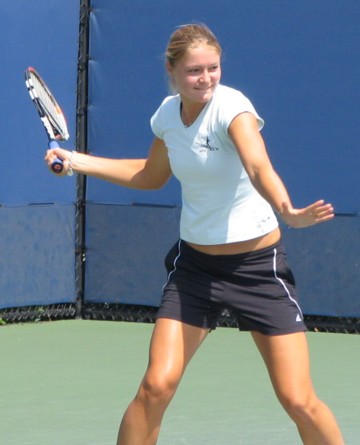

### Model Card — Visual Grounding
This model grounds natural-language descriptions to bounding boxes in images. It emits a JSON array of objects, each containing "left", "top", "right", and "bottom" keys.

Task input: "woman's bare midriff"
[{"left": 186, "top": 227, "right": 281, "bottom": 255}]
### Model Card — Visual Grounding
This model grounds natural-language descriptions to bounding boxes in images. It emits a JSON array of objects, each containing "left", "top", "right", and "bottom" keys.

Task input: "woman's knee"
[
  {"left": 137, "top": 370, "right": 180, "bottom": 406},
  {"left": 279, "top": 390, "right": 319, "bottom": 424}
]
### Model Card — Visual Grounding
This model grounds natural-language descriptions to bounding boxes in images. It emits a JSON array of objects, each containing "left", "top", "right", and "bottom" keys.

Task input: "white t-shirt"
[{"left": 150, "top": 84, "right": 278, "bottom": 245}]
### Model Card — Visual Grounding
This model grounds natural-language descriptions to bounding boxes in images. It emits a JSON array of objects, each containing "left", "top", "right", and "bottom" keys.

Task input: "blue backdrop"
[
  {"left": 1, "top": 0, "right": 359, "bottom": 317},
  {"left": 0, "top": 0, "right": 79, "bottom": 308}
]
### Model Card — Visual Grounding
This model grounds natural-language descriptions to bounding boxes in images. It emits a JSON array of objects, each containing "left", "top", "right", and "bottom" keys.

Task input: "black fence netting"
[
  {"left": 1, "top": 303, "right": 359, "bottom": 334},
  {"left": 84, "top": 304, "right": 360, "bottom": 334},
  {"left": 0, "top": 304, "right": 77, "bottom": 324}
]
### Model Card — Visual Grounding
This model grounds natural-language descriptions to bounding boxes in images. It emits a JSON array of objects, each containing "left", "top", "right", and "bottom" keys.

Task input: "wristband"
[{"left": 67, "top": 151, "right": 76, "bottom": 176}]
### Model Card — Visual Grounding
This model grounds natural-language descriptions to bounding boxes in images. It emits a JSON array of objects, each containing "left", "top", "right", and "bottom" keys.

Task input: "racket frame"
[{"left": 25, "top": 67, "right": 70, "bottom": 173}]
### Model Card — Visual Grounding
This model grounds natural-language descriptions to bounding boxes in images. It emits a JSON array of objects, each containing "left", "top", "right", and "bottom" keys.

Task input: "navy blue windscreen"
[
  {"left": 0, "top": 206, "right": 75, "bottom": 308},
  {"left": 0, "top": 0, "right": 79, "bottom": 206},
  {"left": 0, "top": 0, "right": 79, "bottom": 308}
]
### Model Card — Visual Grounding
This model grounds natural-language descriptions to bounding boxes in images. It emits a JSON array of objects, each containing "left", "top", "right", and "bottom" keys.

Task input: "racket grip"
[{"left": 48, "top": 140, "right": 64, "bottom": 174}]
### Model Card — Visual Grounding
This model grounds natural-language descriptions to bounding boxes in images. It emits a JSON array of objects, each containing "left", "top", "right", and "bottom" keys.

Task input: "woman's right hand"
[{"left": 44, "top": 148, "right": 73, "bottom": 176}]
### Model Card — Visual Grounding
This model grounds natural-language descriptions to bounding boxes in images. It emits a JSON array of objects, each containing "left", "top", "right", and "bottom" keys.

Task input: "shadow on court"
[{"left": 1, "top": 320, "right": 358, "bottom": 444}]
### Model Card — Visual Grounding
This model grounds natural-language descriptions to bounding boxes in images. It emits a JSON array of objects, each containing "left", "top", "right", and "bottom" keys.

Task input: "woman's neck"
[{"left": 180, "top": 100, "right": 207, "bottom": 127}]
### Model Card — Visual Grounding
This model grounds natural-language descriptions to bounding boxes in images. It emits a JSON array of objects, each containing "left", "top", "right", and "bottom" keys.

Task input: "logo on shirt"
[{"left": 198, "top": 136, "right": 219, "bottom": 152}]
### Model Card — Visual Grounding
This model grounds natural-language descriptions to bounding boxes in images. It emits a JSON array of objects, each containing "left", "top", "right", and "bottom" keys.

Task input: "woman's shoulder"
[
  {"left": 213, "top": 84, "right": 264, "bottom": 129},
  {"left": 215, "top": 84, "right": 249, "bottom": 101},
  {"left": 158, "top": 93, "right": 180, "bottom": 110},
  {"left": 151, "top": 93, "right": 180, "bottom": 135}
]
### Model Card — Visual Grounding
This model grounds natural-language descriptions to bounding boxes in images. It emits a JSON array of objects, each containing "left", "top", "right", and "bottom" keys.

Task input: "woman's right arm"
[{"left": 44, "top": 137, "right": 172, "bottom": 190}]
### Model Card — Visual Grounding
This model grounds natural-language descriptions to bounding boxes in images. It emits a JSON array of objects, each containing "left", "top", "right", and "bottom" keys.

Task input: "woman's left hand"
[{"left": 280, "top": 200, "right": 335, "bottom": 228}]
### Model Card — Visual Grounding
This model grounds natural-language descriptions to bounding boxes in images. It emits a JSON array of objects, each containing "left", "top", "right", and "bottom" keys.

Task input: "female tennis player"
[{"left": 46, "top": 23, "right": 344, "bottom": 445}]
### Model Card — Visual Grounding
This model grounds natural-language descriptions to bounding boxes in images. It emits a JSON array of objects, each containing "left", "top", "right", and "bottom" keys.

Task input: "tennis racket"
[{"left": 25, "top": 67, "right": 69, "bottom": 174}]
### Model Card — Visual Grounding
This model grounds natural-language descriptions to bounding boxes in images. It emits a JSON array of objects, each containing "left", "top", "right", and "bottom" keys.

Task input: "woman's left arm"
[{"left": 228, "top": 112, "right": 334, "bottom": 228}]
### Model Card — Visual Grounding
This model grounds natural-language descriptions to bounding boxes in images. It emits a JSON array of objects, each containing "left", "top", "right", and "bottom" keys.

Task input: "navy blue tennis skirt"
[{"left": 157, "top": 239, "right": 307, "bottom": 335}]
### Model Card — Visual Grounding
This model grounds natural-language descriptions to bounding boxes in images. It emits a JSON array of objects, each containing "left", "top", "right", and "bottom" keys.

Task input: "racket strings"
[{"left": 27, "top": 71, "right": 69, "bottom": 140}]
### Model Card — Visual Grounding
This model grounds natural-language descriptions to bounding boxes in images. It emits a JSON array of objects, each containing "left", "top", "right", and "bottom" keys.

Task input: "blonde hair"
[{"left": 165, "top": 23, "right": 222, "bottom": 68}]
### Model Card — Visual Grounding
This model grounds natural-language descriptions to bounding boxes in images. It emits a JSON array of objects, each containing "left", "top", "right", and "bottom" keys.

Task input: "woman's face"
[{"left": 169, "top": 43, "right": 221, "bottom": 106}]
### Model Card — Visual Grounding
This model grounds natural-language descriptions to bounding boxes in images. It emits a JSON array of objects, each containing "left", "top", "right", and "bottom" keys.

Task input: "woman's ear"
[
  {"left": 166, "top": 61, "right": 177, "bottom": 94},
  {"left": 166, "top": 61, "right": 174, "bottom": 79}
]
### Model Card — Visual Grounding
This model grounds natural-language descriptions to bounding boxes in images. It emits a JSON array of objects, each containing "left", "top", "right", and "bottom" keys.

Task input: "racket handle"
[{"left": 48, "top": 140, "right": 64, "bottom": 174}]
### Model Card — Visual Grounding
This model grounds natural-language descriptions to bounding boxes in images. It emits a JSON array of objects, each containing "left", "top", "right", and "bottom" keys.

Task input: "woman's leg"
[
  {"left": 252, "top": 331, "right": 344, "bottom": 445},
  {"left": 117, "top": 318, "right": 209, "bottom": 445}
]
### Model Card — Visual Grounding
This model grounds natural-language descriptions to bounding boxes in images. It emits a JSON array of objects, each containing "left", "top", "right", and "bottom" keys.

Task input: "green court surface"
[{"left": 1, "top": 320, "right": 359, "bottom": 445}]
